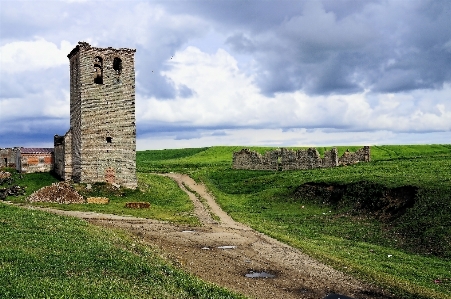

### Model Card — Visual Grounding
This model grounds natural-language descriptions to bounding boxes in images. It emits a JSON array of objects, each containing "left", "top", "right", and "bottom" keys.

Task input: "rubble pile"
[
  {"left": 0, "top": 171, "right": 25, "bottom": 200},
  {"left": 0, "top": 171, "right": 12, "bottom": 184},
  {"left": 28, "top": 182, "right": 85, "bottom": 204},
  {"left": 0, "top": 185, "right": 26, "bottom": 200}
]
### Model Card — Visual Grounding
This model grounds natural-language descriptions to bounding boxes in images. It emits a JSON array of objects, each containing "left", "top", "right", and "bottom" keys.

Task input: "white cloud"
[
  {"left": 136, "top": 128, "right": 451, "bottom": 150},
  {"left": 137, "top": 46, "right": 451, "bottom": 142},
  {"left": 1, "top": 1, "right": 450, "bottom": 148},
  {"left": 0, "top": 38, "right": 73, "bottom": 73}
]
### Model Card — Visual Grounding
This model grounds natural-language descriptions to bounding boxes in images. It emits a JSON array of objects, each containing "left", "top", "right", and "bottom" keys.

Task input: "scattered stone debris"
[
  {"left": 0, "top": 171, "right": 25, "bottom": 200},
  {"left": 125, "top": 202, "right": 150, "bottom": 209},
  {"left": 0, "top": 171, "right": 12, "bottom": 181},
  {"left": 28, "top": 182, "right": 85, "bottom": 204},
  {"left": 0, "top": 185, "right": 26, "bottom": 200},
  {"left": 87, "top": 197, "right": 109, "bottom": 204}
]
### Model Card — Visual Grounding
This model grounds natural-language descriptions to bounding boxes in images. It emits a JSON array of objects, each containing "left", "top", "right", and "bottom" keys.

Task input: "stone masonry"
[
  {"left": 1, "top": 147, "right": 54, "bottom": 173},
  {"left": 233, "top": 146, "right": 370, "bottom": 171},
  {"left": 18, "top": 148, "right": 54, "bottom": 173},
  {"left": 0, "top": 148, "right": 20, "bottom": 168},
  {"left": 232, "top": 149, "right": 280, "bottom": 170},
  {"left": 54, "top": 42, "right": 137, "bottom": 189}
]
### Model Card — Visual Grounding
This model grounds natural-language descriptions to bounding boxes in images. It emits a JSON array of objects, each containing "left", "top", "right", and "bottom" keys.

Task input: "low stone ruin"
[
  {"left": 87, "top": 197, "right": 110, "bottom": 204},
  {"left": 125, "top": 202, "right": 150, "bottom": 209},
  {"left": 233, "top": 146, "right": 370, "bottom": 171}
]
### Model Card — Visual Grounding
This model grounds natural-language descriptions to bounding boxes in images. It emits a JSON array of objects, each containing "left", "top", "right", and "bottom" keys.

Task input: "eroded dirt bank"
[{"left": 26, "top": 174, "right": 393, "bottom": 299}]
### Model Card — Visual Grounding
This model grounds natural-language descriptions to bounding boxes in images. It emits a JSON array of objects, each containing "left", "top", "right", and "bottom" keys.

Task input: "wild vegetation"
[
  {"left": 137, "top": 145, "right": 451, "bottom": 299},
  {"left": 0, "top": 203, "right": 244, "bottom": 298},
  {"left": 2, "top": 144, "right": 450, "bottom": 298}
]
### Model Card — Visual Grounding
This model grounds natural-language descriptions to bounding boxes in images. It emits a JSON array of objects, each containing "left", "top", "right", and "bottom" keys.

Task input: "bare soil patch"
[{"left": 23, "top": 174, "right": 393, "bottom": 299}]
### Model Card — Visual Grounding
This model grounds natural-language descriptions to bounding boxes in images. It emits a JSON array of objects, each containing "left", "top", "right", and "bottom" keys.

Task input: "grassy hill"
[
  {"left": 0, "top": 203, "right": 244, "bottom": 298},
  {"left": 2, "top": 144, "right": 450, "bottom": 298},
  {"left": 138, "top": 144, "right": 451, "bottom": 299}
]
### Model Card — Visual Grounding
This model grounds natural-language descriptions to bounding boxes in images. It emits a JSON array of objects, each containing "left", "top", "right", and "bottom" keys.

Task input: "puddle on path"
[
  {"left": 182, "top": 230, "right": 195, "bottom": 233},
  {"left": 323, "top": 294, "right": 355, "bottom": 299},
  {"left": 217, "top": 245, "right": 236, "bottom": 249},
  {"left": 245, "top": 271, "right": 275, "bottom": 278}
]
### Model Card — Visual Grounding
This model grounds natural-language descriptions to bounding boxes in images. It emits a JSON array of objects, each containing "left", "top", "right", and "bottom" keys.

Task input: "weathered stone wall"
[
  {"left": 54, "top": 135, "right": 65, "bottom": 178},
  {"left": 338, "top": 146, "right": 370, "bottom": 166},
  {"left": 281, "top": 148, "right": 335, "bottom": 170},
  {"left": 233, "top": 147, "right": 370, "bottom": 171},
  {"left": 62, "top": 42, "right": 137, "bottom": 188},
  {"left": 18, "top": 149, "right": 54, "bottom": 173},
  {"left": 232, "top": 149, "right": 279, "bottom": 170},
  {"left": 54, "top": 130, "right": 72, "bottom": 181},
  {"left": 323, "top": 148, "right": 339, "bottom": 168},
  {"left": 63, "top": 130, "right": 73, "bottom": 181},
  {"left": 0, "top": 148, "right": 20, "bottom": 168}
]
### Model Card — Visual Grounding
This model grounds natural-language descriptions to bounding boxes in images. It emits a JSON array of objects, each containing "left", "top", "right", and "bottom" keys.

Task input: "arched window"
[
  {"left": 113, "top": 57, "right": 122, "bottom": 74},
  {"left": 94, "top": 56, "right": 103, "bottom": 84}
]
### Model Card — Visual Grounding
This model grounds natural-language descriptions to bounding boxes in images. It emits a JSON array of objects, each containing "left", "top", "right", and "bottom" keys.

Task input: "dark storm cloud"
[
  {"left": 164, "top": 0, "right": 305, "bottom": 32},
  {"left": 179, "top": 0, "right": 451, "bottom": 96},
  {"left": 0, "top": 116, "right": 68, "bottom": 148},
  {"left": 1, "top": 0, "right": 450, "bottom": 148}
]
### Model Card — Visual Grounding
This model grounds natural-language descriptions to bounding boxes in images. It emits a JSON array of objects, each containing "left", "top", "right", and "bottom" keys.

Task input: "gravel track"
[{"left": 22, "top": 174, "right": 392, "bottom": 299}]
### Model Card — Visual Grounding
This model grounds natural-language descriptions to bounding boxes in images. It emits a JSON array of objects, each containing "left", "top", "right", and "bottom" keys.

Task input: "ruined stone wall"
[
  {"left": 54, "top": 131, "right": 72, "bottom": 181},
  {"left": 233, "top": 147, "right": 370, "bottom": 171},
  {"left": 281, "top": 148, "right": 327, "bottom": 170},
  {"left": 232, "top": 149, "right": 279, "bottom": 170},
  {"left": 322, "top": 148, "right": 339, "bottom": 168},
  {"left": 63, "top": 130, "right": 73, "bottom": 181},
  {"left": 66, "top": 42, "right": 137, "bottom": 188},
  {"left": 69, "top": 50, "right": 82, "bottom": 182},
  {"left": 0, "top": 148, "right": 19, "bottom": 168},
  {"left": 338, "top": 146, "right": 371, "bottom": 166},
  {"left": 54, "top": 135, "right": 65, "bottom": 178},
  {"left": 19, "top": 150, "right": 54, "bottom": 173}
]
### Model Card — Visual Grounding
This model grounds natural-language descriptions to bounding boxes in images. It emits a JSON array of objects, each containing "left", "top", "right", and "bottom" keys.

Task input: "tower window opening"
[
  {"left": 113, "top": 57, "right": 122, "bottom": 74},
  {"left": 94, "top": 56, "right": 103, "bottom": 84},
  {"left": 106, "top": 137, "right": 112, "bottom": 143}
]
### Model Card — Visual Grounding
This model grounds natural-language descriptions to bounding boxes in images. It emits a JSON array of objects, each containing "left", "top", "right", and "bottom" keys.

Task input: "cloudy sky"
[{"left": 1, "top": 0, "right": 450, "bottom": 150}]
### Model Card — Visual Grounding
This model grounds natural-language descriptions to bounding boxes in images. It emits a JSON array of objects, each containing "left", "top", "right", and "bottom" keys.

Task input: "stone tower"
[{"left": 55, "top": 42, "right": 137, "bottom": 189}]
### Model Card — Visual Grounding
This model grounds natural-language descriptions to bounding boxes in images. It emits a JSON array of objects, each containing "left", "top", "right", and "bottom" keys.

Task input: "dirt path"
[{"left": 25, "top": 174, "right": 392, "bottom": 299}]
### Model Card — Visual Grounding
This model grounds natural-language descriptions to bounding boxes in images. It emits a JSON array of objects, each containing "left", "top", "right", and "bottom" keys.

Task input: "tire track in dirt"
[{"left": 20, "top": 174, "right": 393, "bottom": 299}]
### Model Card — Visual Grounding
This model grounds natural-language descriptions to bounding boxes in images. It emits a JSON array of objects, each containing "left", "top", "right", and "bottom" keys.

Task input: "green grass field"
[
  {"left": 0, "top": 203, "right": 244, "bottom": 298},
  {"left": 137, "top": 145, "right": 451, "bottom": 299},
  {"left": 1, "top": 144, "right": 450, "bottom": 298}
]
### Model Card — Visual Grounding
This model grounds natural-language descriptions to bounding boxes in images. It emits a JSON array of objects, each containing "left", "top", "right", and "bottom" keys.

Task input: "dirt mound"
[
  {"left": 28, "top": 182, "right": 85, "bottom": 204},
  {"left": 294, "top": 181, "right": 417, "bottom": 221}
]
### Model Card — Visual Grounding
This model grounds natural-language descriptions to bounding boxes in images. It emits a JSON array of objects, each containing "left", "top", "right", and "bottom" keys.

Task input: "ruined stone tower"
[{"left": 54, "top": 42, "right": 137, "bottom": 188}]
